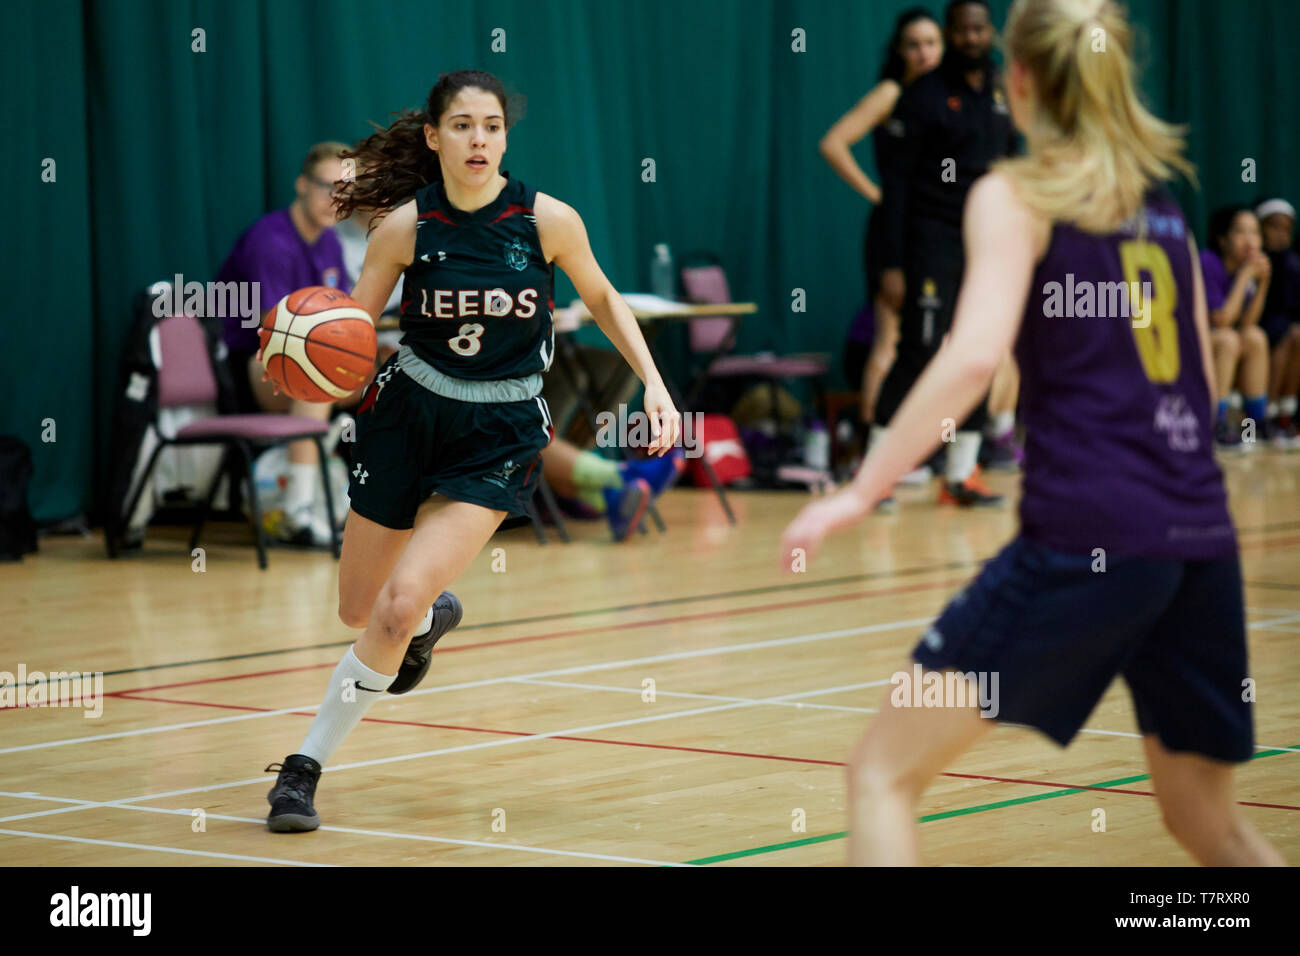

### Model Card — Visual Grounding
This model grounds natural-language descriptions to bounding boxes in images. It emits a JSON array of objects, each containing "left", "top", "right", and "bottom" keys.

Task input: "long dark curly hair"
[{"left": 333, "top": 70, "right": 523, "bottom": 232}]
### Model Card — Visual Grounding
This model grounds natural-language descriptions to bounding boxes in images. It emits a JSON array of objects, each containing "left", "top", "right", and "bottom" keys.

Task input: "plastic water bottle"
[
  {"left": 804, "top": 419, "right": 830, "bottom": 471},
  {"left": 650, "top": 244, "right": 675, "bottom": 300}
]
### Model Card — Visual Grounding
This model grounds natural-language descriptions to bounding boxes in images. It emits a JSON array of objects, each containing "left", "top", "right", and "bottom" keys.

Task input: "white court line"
[
  {"left": 3, "top": 609, "right": 1295, "bottom": 828},
  {"left": 1247, "top": 611, "right": 1300, "bottom": 630},
  {"left": 0, "top": 795, "right": 688, "bottom": 867},
  {"left": 0, "top": 706, "right": 321, "bottom": 756},
  {"left": 0, "top": 827, "right": 334, "bottom": 866},
  {"left": 512, "top": 677, "right": 889, "bottom": 713},
  {"left": 0, "top": 616, "right": 933, "bottom": 756},
  {"left": 0, "top": 679, "right": 909, "bottom": 827},
  {"left": 513, "top": 678, "right": 1300, "bottom": 753},
  {"left": 5, "top": 605, "right": 1292, "bottom": 759}
]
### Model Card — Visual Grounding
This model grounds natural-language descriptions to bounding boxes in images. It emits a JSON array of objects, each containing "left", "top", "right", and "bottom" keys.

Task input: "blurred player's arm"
[
  {"left": 1209, "top": 259, "right": 1256, "bottom": 328},
  {"left": 347, "top": 200, "right": 414, "bottom": 324},
  {"left": 818, "top": 80, "right": 902, "bottom": 204},
  {"left": 1188, "top": 236, "right": 1220, "bottom": 420},
  {"left": 781, "top": 171, "right": 1045, "bottom": 561},
  {"left": 1238, "top": 255, "right": 1270, "bottom": 329},
  {"left": 847, "top": 171, "right": 1044, "bottom": 506}
]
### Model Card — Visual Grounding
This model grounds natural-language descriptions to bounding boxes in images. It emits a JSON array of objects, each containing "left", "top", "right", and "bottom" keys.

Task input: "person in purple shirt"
[
  {"left": 1255, "top": 198, "right": 1300, "bottom": 445},
  {"left": 215, "top": 141, "right": 355, "bottom": 544},
  {"left": 1198, "top": 205, "right": 1271, "bottom": 448},
  {"left": 782, "top": 0, "right": 1282, "bottom": 866}
]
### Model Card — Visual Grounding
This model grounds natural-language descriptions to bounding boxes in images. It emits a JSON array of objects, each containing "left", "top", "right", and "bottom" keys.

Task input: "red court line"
[
  {"left": 112, "top": 692, "right": 1300, "bottom": 811},
  {"left": 940, "top": 770, "right": 1300, "bottom": 809},
  {"left": 104, "top": 578, "right": 964, "bottom": 698},
  {"left": 55, "top": 532, "right": 1300, "bottom": 702},
  {"left": 1240, "top": 533, "right": 1300, "bottom": 551}
]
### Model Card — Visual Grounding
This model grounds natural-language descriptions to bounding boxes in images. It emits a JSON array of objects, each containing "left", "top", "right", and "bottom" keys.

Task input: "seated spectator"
[
  {"left": 216, "top": 141, "right": 357, "bottom": 544},
  {"left": 1255, "top": 198, "right": 1300, "bottom": 446},
  {"left": 541, "top": 437, "right": 681, "bottom": 542},
  {"left": 1201, "top": 205, "right": 1271, "bottom": 448}
]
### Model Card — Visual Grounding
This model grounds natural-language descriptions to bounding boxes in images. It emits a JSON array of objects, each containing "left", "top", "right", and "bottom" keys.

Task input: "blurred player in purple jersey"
[{"left": 782, "top": 0, "right": 1284, "bottom": 866}]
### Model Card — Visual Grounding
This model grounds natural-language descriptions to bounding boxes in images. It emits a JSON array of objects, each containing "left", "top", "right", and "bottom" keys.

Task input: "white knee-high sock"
[
  {"left": 298, "top": 646, "right": 396, "bottom": 766},
  {"left": 946, "top": 431, "right": 981, "bottom": 484}
]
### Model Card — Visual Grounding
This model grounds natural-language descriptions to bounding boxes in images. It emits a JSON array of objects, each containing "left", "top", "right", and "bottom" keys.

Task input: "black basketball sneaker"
[
  {"left": 387, "top": 591, "right": 464, "bottom": 695},
  {"left": 265, "top": 753, "right": 323, "bottom": 832}
]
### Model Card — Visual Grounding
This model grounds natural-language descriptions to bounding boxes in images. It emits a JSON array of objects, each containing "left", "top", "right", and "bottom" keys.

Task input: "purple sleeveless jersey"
[{"left": 1013, "top": 189, "right": 1236, "bottom": 559}]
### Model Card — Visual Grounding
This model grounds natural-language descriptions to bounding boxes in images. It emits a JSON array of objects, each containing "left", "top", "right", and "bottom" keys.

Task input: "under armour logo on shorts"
[
  {"left": 923, "top": 627, "right": 945, "bottom": 651},
  {"left": 352, "top": 462, "right": 369, "bottom": 485}
]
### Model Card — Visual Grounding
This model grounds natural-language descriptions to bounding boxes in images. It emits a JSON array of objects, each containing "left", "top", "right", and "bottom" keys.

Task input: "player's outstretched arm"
[
  {"left": 535, "top": 192, "right": 681, "bottom": 455},
  {"left": 780, "top": 171, "right": 1045, "bottom": 568}
]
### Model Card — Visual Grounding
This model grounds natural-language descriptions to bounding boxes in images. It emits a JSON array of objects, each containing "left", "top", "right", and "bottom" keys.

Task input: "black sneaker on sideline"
[
  {"left": 266, "top": 753, "right": 322, "bottom": 832},
  {"left": 387, "top": 591, "right": 464, "bottom": 695}
]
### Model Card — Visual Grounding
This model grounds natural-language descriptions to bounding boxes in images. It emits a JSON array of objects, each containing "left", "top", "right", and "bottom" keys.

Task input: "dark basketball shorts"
[
  {"left": 1261, "top": 313, "right": 1296, "bottom": 350},
  {"left": 862, "top": 208, "right": 889, "bottom": 300},
  {"left": 346, "top": 354, "right": 554, "bottom": 530},
  {"left": 911, "top": 536, "right": 1254, "bottom": 763}
]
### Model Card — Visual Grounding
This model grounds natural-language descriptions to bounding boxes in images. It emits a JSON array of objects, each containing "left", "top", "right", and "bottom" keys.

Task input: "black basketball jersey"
[{"left": 398, "top": 172, "right": 556, "bottom": 380}]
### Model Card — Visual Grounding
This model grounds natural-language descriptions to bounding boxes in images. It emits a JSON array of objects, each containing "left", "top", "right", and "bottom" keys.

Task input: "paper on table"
[{"left": 566, "top": 292, "right": 693, "bottom": 319}]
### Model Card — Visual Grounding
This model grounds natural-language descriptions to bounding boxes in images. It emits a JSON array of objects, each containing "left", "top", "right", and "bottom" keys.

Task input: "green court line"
[{"left": 683, "top": 746, "right": 1296, "bottom": 865}]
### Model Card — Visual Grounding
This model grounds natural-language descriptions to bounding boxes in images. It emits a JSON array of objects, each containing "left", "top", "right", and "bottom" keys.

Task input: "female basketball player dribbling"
[
  {"left": 781, "top": 0, "right": 1285, "bottom": 866},
  {"left": 265, "top": 70, "right": 680, "bottom": 831}
]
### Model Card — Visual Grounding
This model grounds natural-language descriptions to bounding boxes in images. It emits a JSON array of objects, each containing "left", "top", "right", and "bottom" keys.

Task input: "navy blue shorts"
[
  {"left": 1261, "top": 314, "right": 1295, "bottom": 350},
  {"left": 912, "top": 537, "right": 1254, "bottom": 763},
  {"left": 347, "top": 355, "right": 553, "bottom": 530}
]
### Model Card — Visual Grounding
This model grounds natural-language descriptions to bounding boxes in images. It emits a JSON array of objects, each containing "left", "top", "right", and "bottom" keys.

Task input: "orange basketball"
[{"left": 258, "top": 287, "right": 377, "bottom": 403}]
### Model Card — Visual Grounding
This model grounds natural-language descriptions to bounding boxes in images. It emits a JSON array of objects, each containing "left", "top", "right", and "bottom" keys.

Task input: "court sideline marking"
[
  {"left": 682, "top": 742, "right": 1300, "bottom": 865},
  {"left": 0, "top": 615, "right": 939, "bottom": 756},
  {"left": 9, "top": 517, "right": 1299, "bottom": 686},
  {"left": 0, "top": 796, "right": 689, "bottom": 867},
  {"left": 5, "top": 604, "right": 1296, "bottom": 756}
]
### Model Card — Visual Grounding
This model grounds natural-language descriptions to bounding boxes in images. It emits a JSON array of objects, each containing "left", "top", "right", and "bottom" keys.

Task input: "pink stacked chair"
[{"left": 113, "top": 314, "right": 338, "bottom": 569}]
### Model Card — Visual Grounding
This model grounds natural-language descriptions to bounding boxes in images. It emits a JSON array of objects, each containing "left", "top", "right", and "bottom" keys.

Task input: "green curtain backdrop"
[{"left": 8, "top": 0, "right": 1300, "bottom": 523}]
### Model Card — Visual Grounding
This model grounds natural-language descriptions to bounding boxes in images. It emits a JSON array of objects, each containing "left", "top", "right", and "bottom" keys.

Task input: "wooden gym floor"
[{"left": 2, "top": 450, "right": 1297, "bottom": 866}]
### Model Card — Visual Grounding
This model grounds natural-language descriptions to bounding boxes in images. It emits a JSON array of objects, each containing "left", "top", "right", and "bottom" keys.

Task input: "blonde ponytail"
[{"left": 994, "top": 0, "right": 1195, "bottom": 233}]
